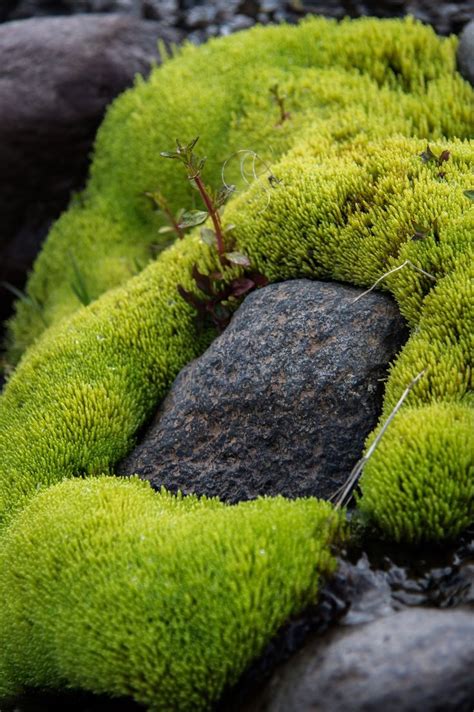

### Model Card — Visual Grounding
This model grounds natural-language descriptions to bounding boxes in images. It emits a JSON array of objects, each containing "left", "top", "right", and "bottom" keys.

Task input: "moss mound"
[
  {"left": 0, "top": 477, "right": 343, "bottom": 708},
  {"left": 358, "top": 404, "right": 474, "bottom": 541},
  {"left": 0, "top": 134, "right": 471, "bottom": 536},
  {"left": 0, "top": 15, "right": 473, "bottom": 710},
  {"left": 6, "top": 16, "right": 473, "bottom": 360}
]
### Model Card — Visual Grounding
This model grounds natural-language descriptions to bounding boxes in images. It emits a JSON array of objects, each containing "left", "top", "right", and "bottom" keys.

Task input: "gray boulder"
[
  {"left": 119, "top": 279, "right": 408, "bottom": 502},
  {"left": 243, "top": 607, "right": 474, "bottom": 712},
  {"left": 0, "top": 14, "right": 181, "bottom": 329},
  {"left": 1, "top": 0, "right": 142, "bottom": 21},
  {"left": 458, "top": 20, "right": 474, "bottom": 86}
]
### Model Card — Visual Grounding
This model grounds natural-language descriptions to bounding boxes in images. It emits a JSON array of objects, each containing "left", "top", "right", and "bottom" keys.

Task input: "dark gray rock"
[
  {"left": 0, "top": 14, "right": 181, "bottom": 330},
  {"left": 2, "top": 1, "right": 472, "bottom": 36},
  {"left": 242, "top": 607, "right": 474, "bottom": 712},
  {"left": 2, "top": 0, "right": 141, "bottom": 21},
  {"left": 458, "top": 20, "right": 474, "bottom": 86},
  {"left": 119, "top": 280, "right": 408, "bottom": 502}
]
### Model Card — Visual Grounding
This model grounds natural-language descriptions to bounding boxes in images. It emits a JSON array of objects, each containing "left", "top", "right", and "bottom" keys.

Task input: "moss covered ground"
[{"left": 0, "top": 15, "right": 472, "bottom": 710}]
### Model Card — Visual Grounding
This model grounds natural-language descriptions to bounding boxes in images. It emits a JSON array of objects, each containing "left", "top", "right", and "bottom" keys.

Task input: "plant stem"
[
  {"left": 193, "top": 173, "right": 225, "bottom": 256},
  {"left": 164, "top": 204, "right": 184, "bottom": 240}
]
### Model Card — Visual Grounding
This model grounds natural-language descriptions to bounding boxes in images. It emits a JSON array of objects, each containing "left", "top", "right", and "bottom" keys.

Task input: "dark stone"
[
  {"left": 2, "top": 1, "right": 472, "bottom": 36},
  {"left": 458, "top": 20, "right": 474, "bottom": 86},
  {"left": 119, "top": 280, "right": 408, "bottom": 502},
  {"left": 0, "top": 15, "right": 181, "bottom": 331},
  {"left": 4, "top": 0, "right": 141, "bottom": 20},
  {"left": 242, "top": 607, "right": 474, "bottom": 712}
]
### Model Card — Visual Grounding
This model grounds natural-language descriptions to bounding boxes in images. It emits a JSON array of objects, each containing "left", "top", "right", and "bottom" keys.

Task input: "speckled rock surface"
[
  {"left": 118, "top": 279, "right": 408, "bottom": 502},
  {"left": 241, "top": 607, "right": 474, "bottom": 712}
]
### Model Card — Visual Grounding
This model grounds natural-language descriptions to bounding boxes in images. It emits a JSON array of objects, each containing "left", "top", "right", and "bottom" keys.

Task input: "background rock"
[
  {"left": 0, "top": 14, "right": 181, "bottom": 332},
  {"left": 242, "top": 607, "right": 474, "bottom": 712},
  {"left": 457, "top": 20, "right": 474, "bottom": 86},
  {"left": 119, "top": 280, "right": 408, "bottom": 502},
  {"left": 2, "top": 1, "right": 472, "bottom": 37}
]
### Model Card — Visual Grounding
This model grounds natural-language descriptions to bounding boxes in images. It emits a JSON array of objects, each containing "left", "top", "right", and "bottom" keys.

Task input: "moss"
[
  {"left": 6, "top": 16, "right": 473, "bottom": 360},
  {"left": 358, "top": 404, "right": 474, "bottom": 541},
  {"left": 0, "top": 134, "right": 471, "bottom": 537},
  {"left": 0, "top": 16, "right": 472, "bottom": 708},
  {"left": 0, "top": 234, "right": 217, "bottom": 529},
  {"left": 0, "top": 477, "right": 344, "bottom": 709}
]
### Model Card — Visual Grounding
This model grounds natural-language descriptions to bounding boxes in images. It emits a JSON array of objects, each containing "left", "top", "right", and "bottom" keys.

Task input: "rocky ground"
[{"left": 1, "top": 1, "right": 474, "bottom": 39}]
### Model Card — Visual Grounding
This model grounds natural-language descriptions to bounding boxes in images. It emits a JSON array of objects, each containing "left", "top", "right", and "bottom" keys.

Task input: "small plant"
[
  {"left": 420, "top": 144, "right": 450, "bottom": 179},
  {"left": 270, "top": 83, "right": 291, "bottom": 126},
  {"left": 411, "top": 217, "right": 440, "bottom": 244},
  {"left": 145, "top": 189, "right": 185, "bottom": 240},
  {"left": 1, "top": 281, "right": 48, "bottom": 327},
  {"left": 68, "top": 250, "right": 91, "bottom": 306},
  {"left": 161, "top": 137, "right": 268, "bottom": 331}
]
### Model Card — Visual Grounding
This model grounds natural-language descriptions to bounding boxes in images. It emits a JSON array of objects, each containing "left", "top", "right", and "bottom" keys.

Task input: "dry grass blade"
[
  {"left": 350, "top": 260, "right": 436, "bottom": 305},
  {"left": 330, "top": 369, "right": 426, "bottom": 509}
]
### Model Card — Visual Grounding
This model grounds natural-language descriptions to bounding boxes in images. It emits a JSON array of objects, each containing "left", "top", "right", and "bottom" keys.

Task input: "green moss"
[
  {"left": 381, "top": 254, "right": 473, "bottom": 411},
  {"left": 0, "top": 234, "right": 216, "bottom": 529},
  {"left": 6, "top": 16, "right": 473, "bottom": 360},
  {"left": 0, "top": 16, "right": 472, "bottom": 708},
  {"left": 358, "top": 404, "right": 474, "bottom": 541},
  {"left": 0, "top": 134, "right": 471, "bottom": 536},
  {"left": 0, "top": 477, "right": 344, "bottom": 709}
]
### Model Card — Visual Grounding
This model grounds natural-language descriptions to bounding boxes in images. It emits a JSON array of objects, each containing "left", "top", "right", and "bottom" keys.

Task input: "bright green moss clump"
[
  {"left": 0, "top": 477, "right": 344, "bottom": 709},
  {"left": 0, "top": 234, "right": 215, "bottom": 529},
  {"left": 358, "top": 404, "right": 474, "bottom": 541},
  {"left": 6, "top": 16, "right": 473, "bottom": 360}
]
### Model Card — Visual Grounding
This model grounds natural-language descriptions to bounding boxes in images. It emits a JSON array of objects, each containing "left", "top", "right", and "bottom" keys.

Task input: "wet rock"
[
  {"left": 119, "top": 280, "right": 408, "bottom": 502},
  {"left": 458, "top": 20, "right": 474, "bottom": 86},
  {"left": 243, "top": 607, "right": 474, "bottom": 712},
  {"left": 0, "top": 14, "right": 181, "bottom": 330}
]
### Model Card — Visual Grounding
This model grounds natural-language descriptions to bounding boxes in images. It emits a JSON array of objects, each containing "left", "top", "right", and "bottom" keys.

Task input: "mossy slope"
[
  {"left": 0, "top": 135, "right": 471, "bottom": 536},
  {"left": 6, "top": 16, "right": 473, "bottom": 360}
]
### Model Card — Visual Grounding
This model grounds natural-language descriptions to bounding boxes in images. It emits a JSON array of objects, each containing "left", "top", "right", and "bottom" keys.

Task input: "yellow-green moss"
[
  {"left": 0, "top": 477, "right": 344, "bottom": 709},
  {"left": 0, "top": 234, "right": 216, "bottom": 529},
  {"left": 358, "top": 404, "right": 474, "bottom": 541},
  {"left": 0, "top": 135, "right": 472, "bottom": 538},
  {"left": 6, "top": 16, "right": 473, "bottom": 360}
]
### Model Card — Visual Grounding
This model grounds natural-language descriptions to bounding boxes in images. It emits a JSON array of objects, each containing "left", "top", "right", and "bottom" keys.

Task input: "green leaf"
[
  {"left": 200, "top": 227, "right": 217, "bottom": 247},
  {"left": 68, "top": 250, "right": 91, "bottom": 307},
  {"left": 420, "top": 145, "right": 436, "bottom": 164},
  {"left": 225, "top": 251, "right": 251, "bottom": 267},
  {"left": 1, "top": 282, "right": 48, "bottom": 326},
  {"left": 178, "top": 210, "right": 208, "bottom": 228},
  {"left": 158, "top": 226, "right": 175, "bottom": 234},
  {"left": 186, "top": 136, "right": 200, "bottom": 152},
  {"left": 216, "top": 185, "right": 235, "bottom": 208},
  {"left": 463, "top": 190, "right": 474, "bottom": 201}
]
